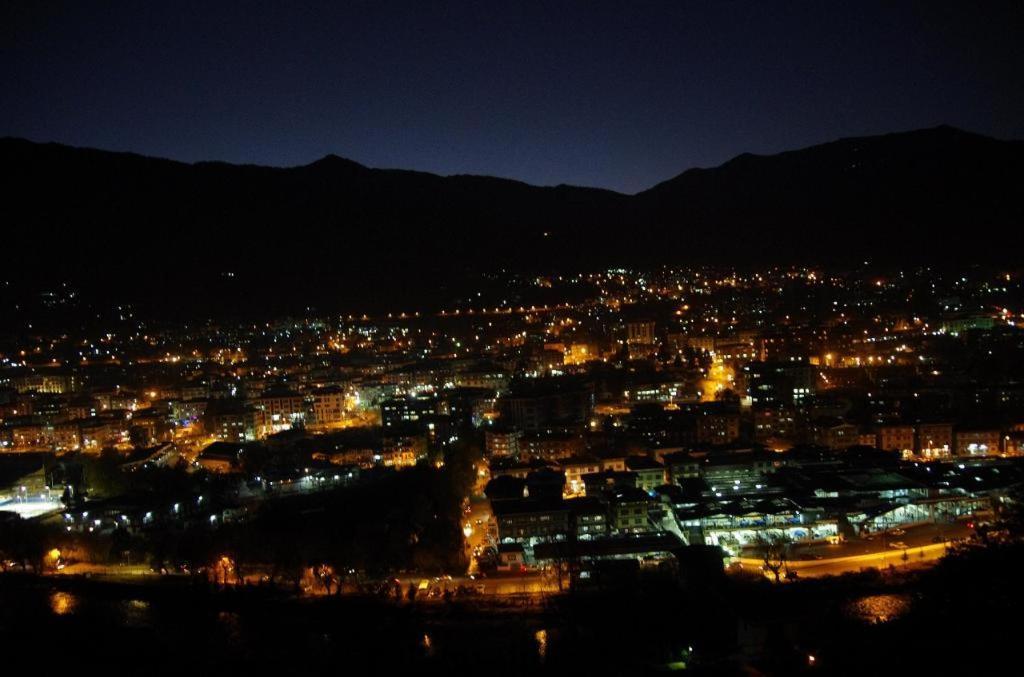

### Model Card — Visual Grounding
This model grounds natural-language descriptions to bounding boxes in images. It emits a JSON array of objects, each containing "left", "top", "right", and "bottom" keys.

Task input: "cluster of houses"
[{"left": 482, "top": 443, "right": 1022, "bottom": 565}]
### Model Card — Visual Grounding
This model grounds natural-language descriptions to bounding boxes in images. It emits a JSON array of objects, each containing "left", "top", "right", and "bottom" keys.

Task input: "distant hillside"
[
  {"left": 0, "top": 137, "right": 626, "bottom": 269},
  {"left": 632, "top": 126, "right": 1024, "bottom": 258},
  {"left": 1, "top": 126, "right": 1021, "bottom": 315}
]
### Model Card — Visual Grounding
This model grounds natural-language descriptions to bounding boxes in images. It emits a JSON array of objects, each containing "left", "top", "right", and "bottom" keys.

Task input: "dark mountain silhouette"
[
  {"left": 632, "top": 126, "right": 1023, "bottom": 259},
  {"left": 1, "top": 126, "right": 1021, "bottom": 316},
  {"left": 0, "top": 136, "right": 626, "bottom": 268}
]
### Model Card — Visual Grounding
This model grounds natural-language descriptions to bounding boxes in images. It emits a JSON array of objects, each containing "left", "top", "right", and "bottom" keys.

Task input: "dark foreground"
[{"left": 1, "top": 543, "right": 1021, "bottom": 675}]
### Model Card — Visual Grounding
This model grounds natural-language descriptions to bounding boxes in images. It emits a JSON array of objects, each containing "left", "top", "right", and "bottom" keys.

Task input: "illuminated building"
[
  {"left": 485, "top": 426, "right": 520, "bottom": 457},
  {"left": 453, "top": 366, "right": 511, "bottom": 392},
  {"left": 700, "top": 450, "right": 780, "bottom": 492},
  {"left": 564, "top": 496, "right": 608, "bottom": 538},
  {"left": 562, "top": 342, "right": 599, "bottom": 366},
  {"left": 955, "top": 428, "right": 1001, "bottom": 456},
  {"left": 309, "top": 386, "right": 346, "bottom": 425},
  {"left": 916, "top": 422, "right": 953, "bottom": 458},
  {"left": 558, "top": 456, "right": 603, "bottom": 495},
  {"left": 253, "top": 389, "right": 306, "bottom": 436},
  {"left": 197, "top": 442, "right": 243, "bottom": 473},
  {"left": 626, "top": 320, "right": 657, "bottom": 359},
  {"left": 626, "top": 320, "right": 655, "bottom": 346},
  {"left": 497, "top": 377, "right": 592, "bottom": 433},
  {"left": 658, "top": 450, "right": 701, "bottom": 483},
  {"left": 810, "top": 418, "right": 860, "bottom": 450},
  {"left": 608, "top": 488, "right": 653, "bottom": 533},
  {"left": 491, "top": 497, "right": 570, "bottom": 543},
  {"left": 713, "top": 337, "right": 763, "bottom": 362},
  {"left": 78, "top": 416, "right": 128, "bottom": 449},
  {"left": 7, "top": 372, "right": 79, "bottom": 394},
  {"left": 380, "top": 432, "right": 427, "bottom": 466},
  {"left": 380, "top": 395, "right": 436, "bottom": 429},
  {"left": 752, "top": 407, "right": 797, "bottom": 444},
  {"left": 876, "top": 424, "right": 915, "bottom": 457},
  {"left": 520, "top": 432, "right": 584, "bottom": 461},
  {"left": 696, "top": 408, "right": 740, "bottom": 444},
  {"left": 625, "top": 456, "right": 667, "bottom": 490},
  {"left": 203, "top": 400, "right": 259, "bottom": 442},
  {"left": 743, "top": 361, "right": 816, "bottom": 407},
  {"left": 581, "top": 470, "right": 639, "bottom": 496}
]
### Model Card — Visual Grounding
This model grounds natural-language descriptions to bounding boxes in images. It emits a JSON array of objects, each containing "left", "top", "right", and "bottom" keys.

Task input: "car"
[
  {"left": 889, "top": 541, "right": 908, "bottom": 550},
  {"left": 890, "top": 528, "right": 905, "bottom": 536}
]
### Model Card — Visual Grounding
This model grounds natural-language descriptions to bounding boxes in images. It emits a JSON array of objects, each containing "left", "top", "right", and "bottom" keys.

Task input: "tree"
[
  {"left": 129, "top": 425, "right": 151, "bottom": 449},
  {"left": 715, "top": 388, "right": 739, "bottom": 403},
  {"left": 315, "top": 564, "right": 338, "bottom": 595},
  {"left": 81, "top": 449, "right": 129, "bottom": 498},
  {"left": 758, "top": 533, "right": 791, "bottom": 583},
  {"left": 214, "top": 555, "right": 235, "bottom": 587},
  {"left": 109, "top": 526, "right": 134, "bottom": 564},
  {"left": 993, "top": 486, "right": 1024, "bottom": 540},
  {"left": 0, "top": 515, "right": 57, "bottom": 572}
]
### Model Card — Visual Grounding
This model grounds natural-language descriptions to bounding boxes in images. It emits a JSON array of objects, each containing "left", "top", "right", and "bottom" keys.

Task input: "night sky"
[{"left": 2, "top": 1, "right": 1022, "bottom": 193}]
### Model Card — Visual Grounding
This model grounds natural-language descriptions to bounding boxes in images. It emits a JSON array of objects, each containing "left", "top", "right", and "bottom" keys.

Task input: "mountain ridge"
[
  {"left": 1, "top": 125, "right": 1021, "bottom": 316},
  {"left": 7, "top": 123, "right": 1018, "bottom": 194}
]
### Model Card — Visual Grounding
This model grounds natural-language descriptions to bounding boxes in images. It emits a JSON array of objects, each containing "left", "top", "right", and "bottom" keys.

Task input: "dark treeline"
[{"left": 1, "top": 437, "right": 482, "bottom": 585}]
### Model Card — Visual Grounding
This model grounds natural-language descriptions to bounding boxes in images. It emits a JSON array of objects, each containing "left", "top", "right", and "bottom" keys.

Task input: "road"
[
  {"left": 732, "top": 541, "right": 951, "bottom": 578},
  {"left": 699, "top": 356, "right": 735, "bottom": 401},
  {"left": 54, "top": 562, "right": 156, "bottom": 579},
  {"left": 731, "top": 520, "right": 973, "bottom": 579},
  {"left": 789, "top": 521, "right": 971, "bottom": 560},
  {"left": 389, "top": 572, "right": 557, "bottom": 598},
  {"left": 461, "top": 493, "right": 494, "bottom": 575},
  {"left": 50, "top": 518, "right": 972, "bottom": 589},
  {"left": 734, "top": 520, "right": 972, "bottom": 577}
]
